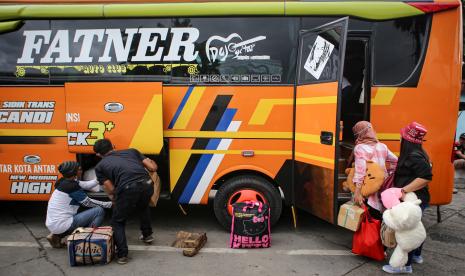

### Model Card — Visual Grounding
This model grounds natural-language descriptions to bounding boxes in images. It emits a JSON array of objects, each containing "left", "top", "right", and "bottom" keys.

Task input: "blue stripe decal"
[
  {"left": 168, "top": 86, "right": 194, "bottom": 129},
  {"left": 216, "top": 109, "right": 237, "bottom": 131},
  {"left": 178, "top": 108, "right": 237, "bottom": 203},
  {"left": 204, "top": 108, "right": 237, "bottom": 149}
]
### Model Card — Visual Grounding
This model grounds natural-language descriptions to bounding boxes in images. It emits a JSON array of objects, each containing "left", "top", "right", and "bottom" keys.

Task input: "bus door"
[
  {"left": 64, "top": 82, "right": 164, "bottom": 155},
  {"left": 293, "top": 18, "right": 348, "bottom": 223}
]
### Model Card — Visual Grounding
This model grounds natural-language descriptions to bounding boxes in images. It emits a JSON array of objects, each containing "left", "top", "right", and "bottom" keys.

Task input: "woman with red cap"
[
  {"left": 382, "top": 122, "right": 432, "bottom": 274},
  {"left": 352, "top": 121, "right": 398, "bottom": 219}
]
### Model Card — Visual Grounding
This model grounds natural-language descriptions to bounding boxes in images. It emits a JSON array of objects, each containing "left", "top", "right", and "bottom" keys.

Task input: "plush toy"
[
  {"left": 342, "top": 161, "right": 385, "bottom": 197},
  {"left": 381, "top": 187, "right": 403, "bottom": 209},
  {"left": 382, "top": 192, "right": 426, "bottom": 268}
]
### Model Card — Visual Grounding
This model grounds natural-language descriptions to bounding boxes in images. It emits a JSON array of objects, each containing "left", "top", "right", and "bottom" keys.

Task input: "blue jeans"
[
  {"left": 65, "top": 206, "right": 105, "bottom": 234},
  {"left": 406, "top": 204, "right": 428, "bottom": 266}
]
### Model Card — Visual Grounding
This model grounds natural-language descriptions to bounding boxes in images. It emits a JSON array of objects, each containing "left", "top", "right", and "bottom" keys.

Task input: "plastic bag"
[
  {"left": 352, "top": 207, "right": 385, "bottom": 261},
  {"left": 149, "top": 172, "right": 161, "bottom": 207}
]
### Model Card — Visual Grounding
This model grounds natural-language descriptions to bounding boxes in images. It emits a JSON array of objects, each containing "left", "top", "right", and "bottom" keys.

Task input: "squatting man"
[{"left": 45, "top": 161, "right": 112, "bottom": 248}]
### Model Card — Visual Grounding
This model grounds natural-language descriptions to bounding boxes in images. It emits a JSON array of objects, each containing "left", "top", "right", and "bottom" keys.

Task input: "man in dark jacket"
[{"left": 93, "top": 139, "right": 157, "bottom": 265}]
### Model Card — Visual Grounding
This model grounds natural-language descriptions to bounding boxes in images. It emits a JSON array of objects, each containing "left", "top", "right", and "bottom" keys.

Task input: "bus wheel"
[{"left": 213, "top": 175, "right": 282, "bottom": 230}]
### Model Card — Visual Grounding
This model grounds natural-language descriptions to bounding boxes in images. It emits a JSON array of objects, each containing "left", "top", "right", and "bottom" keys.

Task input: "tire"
[{"left": 213, "top": 175, "right": 282, "bottom": 230}]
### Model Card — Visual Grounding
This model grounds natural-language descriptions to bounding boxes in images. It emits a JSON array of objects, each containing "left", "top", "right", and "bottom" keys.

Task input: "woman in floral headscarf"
[{"left": 352, "top": 121, "right": 398, "bottom": 219}]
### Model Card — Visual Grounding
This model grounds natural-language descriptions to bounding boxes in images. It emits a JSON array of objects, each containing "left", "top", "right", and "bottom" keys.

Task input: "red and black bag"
[{"left": 230, "top": 201, "right": 271, "bottom": 249}]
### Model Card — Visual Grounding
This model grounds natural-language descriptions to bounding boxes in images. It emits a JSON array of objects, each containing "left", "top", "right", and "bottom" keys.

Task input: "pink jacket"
[{"left": 353, "top": 143, "right": 398, "bottom": 211}]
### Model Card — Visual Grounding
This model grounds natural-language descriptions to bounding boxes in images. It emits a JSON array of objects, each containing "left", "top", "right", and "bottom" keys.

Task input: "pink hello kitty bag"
[{"left": 230, "top": 201, "right": 271, "bottom": 249}]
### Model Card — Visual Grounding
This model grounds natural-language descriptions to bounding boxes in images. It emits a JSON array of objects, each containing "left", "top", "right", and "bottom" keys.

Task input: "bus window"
[
  {"left": 0, "top": 21, "right": 51, "bottom": 85},
  {"left": 170, "top": 17, "right": 299, "bottom": 85},
  {"left": 48, "top": 19, "right": 172, "bottom": 84},
  {"left": 298, "top": 25, "right": 343, "bottom": 84},
  {"left": 372, "top": 14, "right": 431, "bottom": 86}
]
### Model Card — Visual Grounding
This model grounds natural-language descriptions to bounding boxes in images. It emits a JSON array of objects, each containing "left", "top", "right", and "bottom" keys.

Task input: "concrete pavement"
[{"left": 0, "top": 187, "right": 464, "bottom": 276}]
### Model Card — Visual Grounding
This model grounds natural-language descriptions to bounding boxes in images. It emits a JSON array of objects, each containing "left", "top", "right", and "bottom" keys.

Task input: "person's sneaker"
[
  {"left": 139, "top": 235, "right": 154, "bottom": 244},
  {"left": 453, "top": 188, "right": 458, "bottom": 194},
  {"left": 382, "top": 265, "right": 412, "bottom": 274},
  {"left": 117, "top": 256, "right": 129, "bottom": 265},
  {"left": 46, "top": 233, "right": 63, "bottom": 248},
  {"left": 412, "top": 255, "right": 424, "bottom": 264}
]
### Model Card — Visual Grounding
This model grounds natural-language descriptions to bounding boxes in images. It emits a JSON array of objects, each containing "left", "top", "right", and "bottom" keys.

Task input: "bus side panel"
[
  {"left": 169, "top": 138, "right": 292, "bottom": 204},
  {"left": 0, "top": 87, "right": 74, "bottom": 200},
  {"left": 65, "top": 82, "right": 164, "bottom": 154},
  {"left": 371, "top": 9, "right": 461, "bottom": 205},
  {"left": 0, "top": 139, "right": 75, "bottom": 201},
  {"left": 163, "top": 86, "right": 294, "bottom": 135},
  {"left": 163, "top": 85, "right": 294, "bottom": 204}
]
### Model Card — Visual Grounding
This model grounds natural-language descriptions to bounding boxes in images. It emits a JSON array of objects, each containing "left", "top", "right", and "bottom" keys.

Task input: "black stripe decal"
[
  {"left": 171, "top": 95, "right": 232, "bottom": 201},
  {"left": 0, "top": 137, "right": 53, "bottom": 144}
]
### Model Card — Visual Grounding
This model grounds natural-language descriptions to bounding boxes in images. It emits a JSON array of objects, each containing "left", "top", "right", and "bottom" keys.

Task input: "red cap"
[{"left": 401, "top": 122, "right": 427, "bottom": 144}]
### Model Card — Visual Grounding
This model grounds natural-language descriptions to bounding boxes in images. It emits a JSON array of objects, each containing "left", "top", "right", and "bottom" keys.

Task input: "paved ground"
[{"left": 0, "top": 184, "right": 464, "bottom": 276}]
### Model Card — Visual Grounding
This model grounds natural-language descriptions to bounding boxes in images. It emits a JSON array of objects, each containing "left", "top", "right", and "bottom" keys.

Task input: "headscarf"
[{"left": 352, "top": 121, "right": 378, "bottom": 145}]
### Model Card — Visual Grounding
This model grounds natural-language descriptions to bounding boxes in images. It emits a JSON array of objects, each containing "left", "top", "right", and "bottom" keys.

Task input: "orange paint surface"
[
  {"left": 371, "top": 9, "right": 461, "bottom": 205},
  {"left": 295, "top": 82, "right": 338, "bottom": 168},
  {"left": 0, "top": 87, "right": 66, "bottom": 131},
  {"left": 0, "top": 138, "right": 75, "bottom": 201},
  {"left": 163, "top": 86, "right": 293, "bottom": 133},
  {"left": 65, "top": 82, "right": 162, "bottom": 153},
  {"left": 201, "top": 139, "right": 292, "bottom": 204}
]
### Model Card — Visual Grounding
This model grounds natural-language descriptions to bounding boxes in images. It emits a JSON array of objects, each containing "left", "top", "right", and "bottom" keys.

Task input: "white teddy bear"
[{"left": 382, "top": 192, "right": 426, "bottom": 268}]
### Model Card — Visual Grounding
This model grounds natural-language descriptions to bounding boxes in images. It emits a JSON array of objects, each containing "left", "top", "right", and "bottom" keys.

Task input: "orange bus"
[{"left": 0, "top": 0, "right": 461, "bottom": 228}]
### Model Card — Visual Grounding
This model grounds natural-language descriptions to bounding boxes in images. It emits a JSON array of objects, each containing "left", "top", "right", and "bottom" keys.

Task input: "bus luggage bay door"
[
  {"left": 293, "top": 18, "right": 348, "bottom": 223},
  {"left": 65, "top": 82, "right": 164, "bottom": 154}
]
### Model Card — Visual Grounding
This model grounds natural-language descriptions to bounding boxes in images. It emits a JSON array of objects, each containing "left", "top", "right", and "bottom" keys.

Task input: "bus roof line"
[{"left": 0, "top": 1, "right": 432, "bottom": 33}]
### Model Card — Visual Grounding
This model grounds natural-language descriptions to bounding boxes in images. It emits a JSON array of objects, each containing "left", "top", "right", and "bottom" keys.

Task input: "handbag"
[
  {"left": 230, "top": 201, "right": 271, "bottom": 249},
  {"left": 352, "top": 206, "right": 385, "bottom": 261},
  {"left": 379, "top": 172, "right": 395, "bottom": 194}
]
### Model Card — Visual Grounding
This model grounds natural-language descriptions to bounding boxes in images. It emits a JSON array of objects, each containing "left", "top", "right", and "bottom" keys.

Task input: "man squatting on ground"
[
  {"left": 45, "top": 161, "right": 112, "bottom": 248},
  {"left": 93, "top": 138, "right": 157, "bottom": 265}
]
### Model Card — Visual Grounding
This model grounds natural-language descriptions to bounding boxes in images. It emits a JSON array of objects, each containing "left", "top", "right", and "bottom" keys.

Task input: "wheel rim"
[{"left": 227, "top": 189, "right": 267, "bottom": 216}]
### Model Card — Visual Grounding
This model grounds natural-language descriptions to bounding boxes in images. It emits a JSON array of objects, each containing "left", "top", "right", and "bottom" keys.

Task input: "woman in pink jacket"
[{"left": 352, "top": 121, "right": 398, "bottom": 219}]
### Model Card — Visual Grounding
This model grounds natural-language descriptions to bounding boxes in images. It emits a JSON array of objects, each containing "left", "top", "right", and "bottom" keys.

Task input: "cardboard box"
[
  {"left": 337, "top": 202, "right": 365, "bottom": 231},
  {"left": 67, "top": 226, "right": 114, "bottom": 266}
]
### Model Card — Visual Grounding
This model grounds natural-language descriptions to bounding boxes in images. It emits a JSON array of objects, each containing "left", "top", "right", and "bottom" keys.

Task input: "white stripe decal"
[
  {"left": 0, "top": 241, "right": 353, "bottom": 256},
  {"left": 278, "top": 249, "right": 352, "bottom": 256},
  {"left": 128, "top": 245, "right": 248, "bottom": 254},
  {"left": 189, "top": 121, "right": 241, "bottom": 204},
  {"left": 0, "top": 241, "right": 38, "bottom": 247}
]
